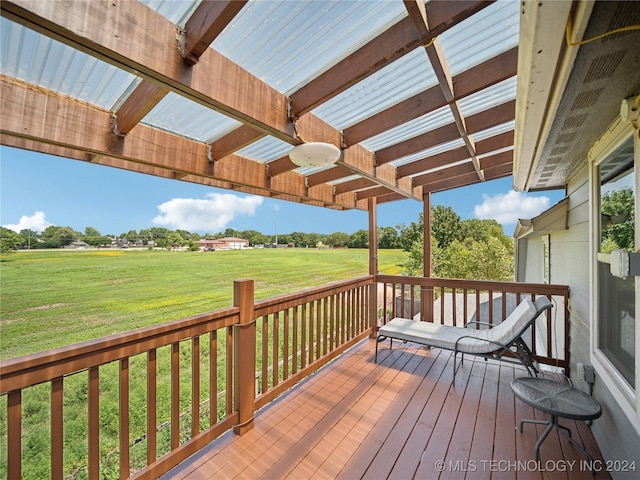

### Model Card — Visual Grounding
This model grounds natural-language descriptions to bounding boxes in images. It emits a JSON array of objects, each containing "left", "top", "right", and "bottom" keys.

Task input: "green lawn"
[{"left": 0, "top": 248, "right": 407, "bottom": 360}]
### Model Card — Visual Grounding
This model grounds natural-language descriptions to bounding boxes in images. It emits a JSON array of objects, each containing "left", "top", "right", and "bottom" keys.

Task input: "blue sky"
[{"left": 1, "top": 146, "right": 565, "bottom": 237}]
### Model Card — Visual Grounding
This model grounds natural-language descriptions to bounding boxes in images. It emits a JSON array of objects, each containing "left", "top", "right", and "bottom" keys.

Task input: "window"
[{"left": 596, "top": 136, "right": 635, "bottom": 388}]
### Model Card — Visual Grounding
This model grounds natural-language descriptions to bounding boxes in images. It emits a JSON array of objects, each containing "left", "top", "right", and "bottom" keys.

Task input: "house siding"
[{"left": 517, "top": 162, "right": 640, "bottom": 477}]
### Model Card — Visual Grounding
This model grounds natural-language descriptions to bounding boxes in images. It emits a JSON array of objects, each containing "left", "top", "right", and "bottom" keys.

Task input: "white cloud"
[
  {"left": 474, "top": 190, "right": 550, "bottom": 225},
  {"left": 3, "top": 211, "right": 52, "bottom": 233},
  {"left": 152, "top": 193, "right": 263, "bottom": 232}
]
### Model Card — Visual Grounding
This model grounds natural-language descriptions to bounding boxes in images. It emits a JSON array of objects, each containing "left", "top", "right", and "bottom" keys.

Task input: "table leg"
[
  {"left": 533, "top": 415, "right": 556, "bottom": 461},
  {"left": 556, "top": 421, "right": 572, "bottom": 438},
  {"left": 554, "top": 417, "right": 595, "bottom": 463},
  {"left": 519, "top": 418, "right": 549, "bottom": 433}
]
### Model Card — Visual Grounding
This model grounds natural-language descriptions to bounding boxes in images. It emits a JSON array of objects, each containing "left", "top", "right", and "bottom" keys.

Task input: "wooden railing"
[
  {"left": 0, "top": 275, "right": 568, "bottom": 479},
  {"left": 377, "top": 275, "right": 570, "bottom": 373},
  {"left": 253, "top": 276, "right": 373, "bottom": 410},
  {"left": 0, "top": 276, "right": 375, "bottom": 480}
]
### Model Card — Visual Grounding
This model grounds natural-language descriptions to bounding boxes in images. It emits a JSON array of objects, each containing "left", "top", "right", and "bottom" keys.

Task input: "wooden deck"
[{"left": 163, "top": 339, "right": 610, "bottom": 480}]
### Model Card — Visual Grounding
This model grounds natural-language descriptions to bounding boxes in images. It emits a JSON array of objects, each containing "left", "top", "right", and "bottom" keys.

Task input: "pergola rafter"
[{"left": 1, "top": 0, "right": 522, "bottom": 210}]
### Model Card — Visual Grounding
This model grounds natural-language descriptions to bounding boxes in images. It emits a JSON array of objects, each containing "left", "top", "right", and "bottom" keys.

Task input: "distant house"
[
  {"left": 64, "top": 240, "right": 90, "bottom": 249},
  {"left": 198, "top": 237, "right": 249, "bottom": 250}
]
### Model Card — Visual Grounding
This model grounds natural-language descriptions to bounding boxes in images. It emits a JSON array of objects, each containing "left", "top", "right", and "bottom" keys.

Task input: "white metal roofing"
[{"left": 1, "top": 0, "right": 521, "bottom": 185}]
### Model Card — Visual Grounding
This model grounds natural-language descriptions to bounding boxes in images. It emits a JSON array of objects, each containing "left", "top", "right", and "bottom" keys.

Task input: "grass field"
[
  {"left": 1, "top": 247, "right": 408, "bottom": 479},
  {"left": 0, "top": 248, "right": 408, "bottom": 360}
]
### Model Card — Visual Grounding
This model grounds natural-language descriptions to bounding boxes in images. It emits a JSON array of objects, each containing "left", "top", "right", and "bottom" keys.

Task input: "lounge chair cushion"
[{"left": 380, "top": 298, "right": 537, "bottom": 354}]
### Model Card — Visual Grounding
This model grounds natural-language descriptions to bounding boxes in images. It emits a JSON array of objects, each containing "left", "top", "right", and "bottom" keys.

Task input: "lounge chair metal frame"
[{"left": 375, "top": 297, "right": 553, "bottom": 384}]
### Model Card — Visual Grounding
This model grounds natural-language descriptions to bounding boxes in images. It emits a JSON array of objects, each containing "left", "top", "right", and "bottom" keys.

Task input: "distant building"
[
  {"left": 64, "top": 240, "right": 90, "bottom": 249},
  {"left": 198, "top": 237, "right": 249, "bottom": 250}
]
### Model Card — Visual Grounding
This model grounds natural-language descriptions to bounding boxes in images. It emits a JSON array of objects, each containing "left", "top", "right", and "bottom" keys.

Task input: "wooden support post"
[
  {"left": 233, "top": 279, "right": 256, "bottom": 435},
  {"left": 368, "top": 198, "right": 379, "bottom": 337},
  {"left": 422, "top": 192, "right": 434, "bottom": 322}
]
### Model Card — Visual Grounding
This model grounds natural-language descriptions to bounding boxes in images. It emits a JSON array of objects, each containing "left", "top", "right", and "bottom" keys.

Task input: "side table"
[{"left": 511, "top": 377, "right": 602, "bottom": 462}]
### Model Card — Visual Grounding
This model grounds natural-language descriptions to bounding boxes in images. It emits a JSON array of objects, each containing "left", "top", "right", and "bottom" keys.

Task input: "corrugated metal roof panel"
[
  {"left": 0, "top": 19, "right": 136, "bottom": 110},
  {"left": 458, "top": 77, "right": 517, "bottom": 117},
  {"left": 143, "top": 92, "right": 241, "bottom": 142},
  {"left": 237, "top": 137, "right": 291, "bottom": 163},
  {"left": 390, "top": 138, "right": 467, "bottom": 168},
  {"left": 139, "top": 0, "right": 200, "bottom": 27},
  {"left": 212, "top": 0, "right": 407, "bottom": 94},
  {"left": 360, "top": 105, "right": 455, "bottom": 152},
  {"left": 439, "top": 0, "right": 519, "bottom": 76},
  {"left": 314, "top": 48, "right": 437, "bottom": 130},
  {"left": 473, "top": 120, "right": 515, "bottom": 141}
]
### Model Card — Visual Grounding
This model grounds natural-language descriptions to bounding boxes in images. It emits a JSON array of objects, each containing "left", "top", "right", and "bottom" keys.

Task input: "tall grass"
[
  {"left": 1, "top": 248, "right": 407, "bottom": 360},
  {"left": 1, "top": 248, "right": 407, "bottom": 478}
]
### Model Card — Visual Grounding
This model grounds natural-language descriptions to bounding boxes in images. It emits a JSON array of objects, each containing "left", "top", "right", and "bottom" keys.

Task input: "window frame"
[{"left": 589, "top": 120, "right": 639, "bottom": 432}]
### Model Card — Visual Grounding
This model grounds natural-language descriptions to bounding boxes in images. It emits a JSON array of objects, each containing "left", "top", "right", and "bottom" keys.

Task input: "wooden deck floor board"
[
  {"left": 163, "top": 339, "right": 610, "bottom": 480},
  {"left": 337, "top": 348, "right": 446, "bottom": 480}
]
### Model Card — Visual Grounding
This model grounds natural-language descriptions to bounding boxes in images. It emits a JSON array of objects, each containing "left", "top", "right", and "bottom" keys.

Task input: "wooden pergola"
[{"left": 1, "top": 0, "right": 517, "bottom": 213}]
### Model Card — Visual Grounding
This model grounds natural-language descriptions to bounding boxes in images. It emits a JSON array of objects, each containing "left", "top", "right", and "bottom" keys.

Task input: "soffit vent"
[
  {"left": 570, "top": 87, "right": 604, "bottom": 110},
  {"left": 583, "top": 50, "right": 626, "bottom": 83},
  {"left": 561, "top": 113, "right": 589, "bottom": 130},
  {"left": 555, "top": 132, "right": 577, "bottom": 144},
  {"left": 529, "top": 1, "right": 640, "bottom": 191},
  {"left": 603, "top": 2, "right": 640, "bottom": 43}
]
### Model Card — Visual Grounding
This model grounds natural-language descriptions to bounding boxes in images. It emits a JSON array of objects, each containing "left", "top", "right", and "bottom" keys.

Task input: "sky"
[{"left": 1, "top": 146, "right": 566, "bottom": 238}]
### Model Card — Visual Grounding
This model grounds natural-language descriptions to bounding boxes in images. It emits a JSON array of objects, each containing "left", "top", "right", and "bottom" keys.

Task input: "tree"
[
  {"left": 240, "top": 230, "right": 264, "bottom": 245},
  {"left": 84, "top": 226, "right": 101, "bottom": 237},
  {"left": 0, "top": 227, "right": 21, "bottom": 253},
  {"left": 166, "top": 232, "right": 184, "bottom": 250},
  {"left": 404, "top": 233, "right": 426, "bottom": 276},
  {"left": 324, "top": 232, "right": 350, "bottom": 248},
  {"left": 17, "top": 229, "right": 38, "bottom": 249},
  {"left": 378, "top": 226, "right": 400, "bottom": 249},
  {"left": 601, "top": 187, "right": 634, "bottom": 251},
  {"left": 41, "top": 226, "right": 78, "bottom": 248},
  {"left": 348, "top": 230, "right": 369, "bottom": 249},
  {"left": 433, "top": 238, "right": 513, "bottom": 281},
  {"left": 459, "top": 218, "right": 513, "bottom": 251},
  {"left": 397, "top": 213, "right": 423, "bottom": 251},
  {"left": 431, "top": 205, "right": 461, "bottom": 250}
]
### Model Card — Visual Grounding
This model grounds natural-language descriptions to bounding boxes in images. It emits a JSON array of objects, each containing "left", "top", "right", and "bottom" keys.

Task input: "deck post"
[
  {"left": 233, "top": 279, "right": 256, "bottom": 435},
  {"left": 422, "top": 191, "right": 434, "bottom": 322},
  {"left": 368, "top": 198, "right": 378, "bottom": 337}
]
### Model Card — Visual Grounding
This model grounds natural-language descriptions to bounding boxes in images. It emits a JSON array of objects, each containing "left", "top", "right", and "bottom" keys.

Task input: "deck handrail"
[
  {"left": 0, "top": 275, "right": 569, "bottom": 479},
  {"left": 0, "top": 276, "right": 376, "bottom": 480},
  {"left": 375, "top": 275, "right": 570, "bottom": 374}
]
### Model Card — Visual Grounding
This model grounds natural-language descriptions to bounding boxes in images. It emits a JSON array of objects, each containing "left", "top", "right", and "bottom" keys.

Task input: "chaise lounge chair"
[{"left": 375, "top": 296, "right": 553, "bottom": 383}]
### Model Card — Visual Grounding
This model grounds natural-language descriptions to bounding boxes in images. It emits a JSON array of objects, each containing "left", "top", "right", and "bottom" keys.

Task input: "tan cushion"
[{"left": 379, "top": 298, "right": 537, "bottom": 354}]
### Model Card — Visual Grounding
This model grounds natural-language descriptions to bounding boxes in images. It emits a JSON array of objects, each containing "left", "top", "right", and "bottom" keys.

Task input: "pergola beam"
[
  {"left": 289, "top": 0, "right": 491, "bottom": 117},
  {"left": 0, "top": 77, "right": 363, "bottom": 210},
  {"left": 343, "top": 47, "right": 518, "bottom": 146},
  {"left": 112, "top": 0, "right": 247, "bottom": 137},
  {"left": 1, "top": 0, "right": 420, "bottom": 202},
  {"left": 179, "top": 0, "right": 249, "bottom": 66}
]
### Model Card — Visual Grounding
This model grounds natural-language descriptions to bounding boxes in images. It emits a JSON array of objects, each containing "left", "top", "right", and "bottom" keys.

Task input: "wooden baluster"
[
  {"left": 171, "top": 343, "right": 180, "bottom": 450},
  {"left": 191, "top": 337, "right": 200, "bottom": 438},
  {"left": 226, "top": 327, "right": 233, "bottom": 415},
  {"left": 51, "top": 378, "right": 63, "bottom": 480},
  {"left": 209, "top": 333, "right": 217, "bottom": 425},
  {"left": 283, "top": 309, "right": 290, "bottom": 381},
  {"left": 292, "top": 306, "right": 299, "bottom": 374},
  {"left": 119, "top": 358, "right": 130, "bottom": 479},
  {"left": 273, "top": 312, "right": 279, "bottom": 387},
  {"left": 147, "top": 349, "right": 157, "bottom": 464},
  {"left": 88, "top": 366, "right": 100, "bottom": 480},
  {"left": 7, "top": 390, "right": 21, "bottom": 480},
  {"left": 301, "top": 304, "right": 307, "bottom": 368},
  {"left": 262, "top": 316, "right": 269, "bottom": 393}
]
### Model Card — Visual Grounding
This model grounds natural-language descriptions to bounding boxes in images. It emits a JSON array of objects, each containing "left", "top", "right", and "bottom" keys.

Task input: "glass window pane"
[{"left": 597, "top": 137, "right": 635, "bottom": 388}]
